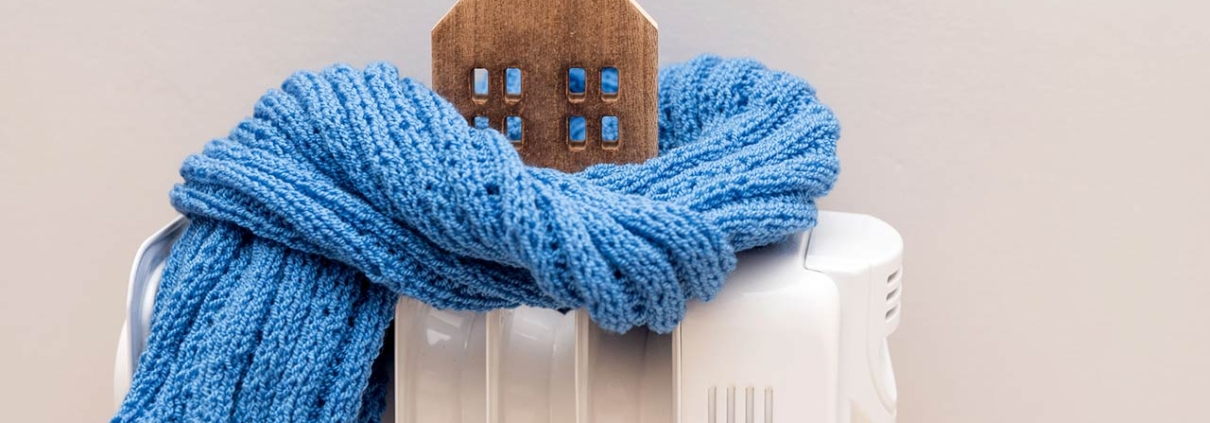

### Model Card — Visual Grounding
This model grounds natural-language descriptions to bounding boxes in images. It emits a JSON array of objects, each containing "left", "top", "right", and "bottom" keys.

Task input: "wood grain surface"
[{"left": 432, "top": 0, "right": 658, "bottom": 172}]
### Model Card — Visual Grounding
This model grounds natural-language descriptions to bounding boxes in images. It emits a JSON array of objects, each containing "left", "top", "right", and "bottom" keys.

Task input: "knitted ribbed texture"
[{"left": 113, "top": 55, "right": 839, "bottom": 423}]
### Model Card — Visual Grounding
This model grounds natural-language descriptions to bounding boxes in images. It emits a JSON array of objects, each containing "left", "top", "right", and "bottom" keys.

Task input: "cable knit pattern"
[{"left": 113, "top": 55, "right": 839, "bottom": 423}]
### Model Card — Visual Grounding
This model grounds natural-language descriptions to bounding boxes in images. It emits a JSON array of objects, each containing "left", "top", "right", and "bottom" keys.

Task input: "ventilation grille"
[
  {"left": 885, "top": 268, "right": 903, "bottom": 323},
  {"left": 708, "top": 386, "right": 773, "bottom": 423}
]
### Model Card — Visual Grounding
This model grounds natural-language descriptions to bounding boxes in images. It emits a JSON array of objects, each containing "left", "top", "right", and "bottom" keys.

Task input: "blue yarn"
[{"left": 113, "top": 55, "right": 839, "bottom": 422}]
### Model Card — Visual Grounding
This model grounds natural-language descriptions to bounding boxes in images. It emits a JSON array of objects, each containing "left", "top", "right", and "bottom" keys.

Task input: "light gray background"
[{"left": 3, "top": 0, "right": 1208, "bottom": 421}]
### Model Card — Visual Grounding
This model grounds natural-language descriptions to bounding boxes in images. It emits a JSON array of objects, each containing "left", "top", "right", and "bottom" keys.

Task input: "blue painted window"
[
  {"left": 473, "top": 116, "right": 490, "bottom": 129},
  {"left": 601, "top": 116, "right": 618, "bottom": 142},
  {"left": 506, "top": 116, "right": 523, "bottom": 142},
  {"left": 473, "top": 68, "right": 489, "bottom": 98},
  {"left": 601, "top": 67, "right": 618, "bottom": 97},
  {"left": 505, "top": 68, "right": 522, "bottom": 98},
  {"left": 568, "top": 68, "right": 586, "bottom": 96},
  {"left": 569, "top": 116, "right": 586, "bottom": 142}
]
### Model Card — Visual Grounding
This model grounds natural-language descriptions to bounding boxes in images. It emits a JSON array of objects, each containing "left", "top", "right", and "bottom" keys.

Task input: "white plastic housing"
[{"left": 391, "top": 211, "right": 903, "bottom": 423}]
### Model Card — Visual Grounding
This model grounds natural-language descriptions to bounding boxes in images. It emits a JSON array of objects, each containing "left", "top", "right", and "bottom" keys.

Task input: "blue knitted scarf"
[{"left": 113, "top": 55, "right": 839, "bottom": 422}]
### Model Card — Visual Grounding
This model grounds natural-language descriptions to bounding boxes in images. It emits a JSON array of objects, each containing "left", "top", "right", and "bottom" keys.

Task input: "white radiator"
[{"left": 116, "top": 210, "right": 903, "bottom": 423}]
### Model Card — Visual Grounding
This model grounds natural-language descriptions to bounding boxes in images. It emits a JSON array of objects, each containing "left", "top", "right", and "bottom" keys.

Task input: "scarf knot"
[{"left": 116, "top": 55, "right": 839, "bottom": 423}]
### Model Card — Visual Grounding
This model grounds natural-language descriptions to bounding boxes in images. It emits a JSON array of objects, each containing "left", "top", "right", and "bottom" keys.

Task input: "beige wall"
[{"left": 3, "top": 0, "right": 1208, "bottom": 421}]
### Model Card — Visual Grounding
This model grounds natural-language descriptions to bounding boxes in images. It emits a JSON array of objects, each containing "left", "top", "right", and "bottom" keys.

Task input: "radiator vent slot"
[
  {"left": 709, "top": 386, "right": 773, "bottom": 422},
  {"left": 885, "top": 267, "right": 903, "bottom": 323},
  {"left": 886, "top": 286, "right": 901, "bottom": 303},
  {"left": 885, "top": 304, "right": 901, "bottom": 321}
]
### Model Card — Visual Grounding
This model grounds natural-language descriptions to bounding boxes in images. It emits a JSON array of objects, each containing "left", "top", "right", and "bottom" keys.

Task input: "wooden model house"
[{"left": 432, "top": 0, "right": 658, "bottom": 172}]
